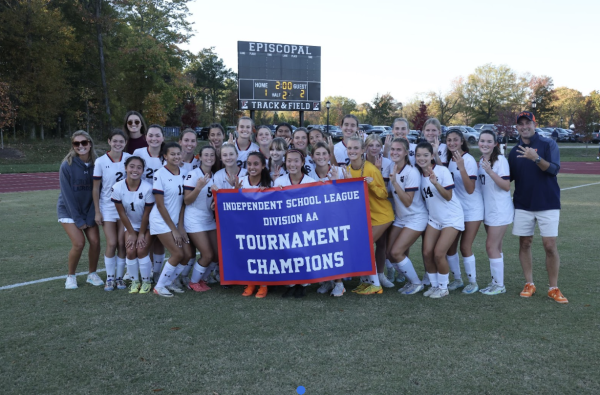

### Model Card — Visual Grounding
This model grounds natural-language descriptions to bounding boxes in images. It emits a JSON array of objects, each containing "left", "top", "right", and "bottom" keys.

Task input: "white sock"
[
  {"left": 201, "top": 261, "right": 218, "bottom": 281},
  {"left": 116, "top": 257, "right": 126, "bottom": 280},
  {"left": 181, "top": 258, "right": 195, "bottom": 277},
  {"left": 447, "top": 253, "right": 461, "bottom": 280},
  {"left": 422, "top": 272, "right": 431, "bottom": 285},
  {"left": 126, "top": 258, "right": 139, "bottom": 281},
  {"left": 490, "top": 257, "right": 504, "bottom": 287},
  {"left": 438, "top": 273, "right": 449, "bottom": 290},
  {"left": 153, "top": 253, "right": 165, "bottom": 274},
  {"left": 395, "top": 257, "right": 421, "bottom": 284},
  {"left": 368, "top": 274, "right": 380, "bottom": 287},
  {"left": 191, "top": 262, "right": 207, "bottom": 283},
  {"left": 463, "top": 255, "right": 477, "bottom": 283},
  {"left": 385, "top": 259, "right": 393, "bottom": 270},
  {"left": 138, "top": 256, "right": 152, "bottom": 282},
  {"left": 156, "top": 264, "right": 176, "bottom": 288},
  {"left": 104, "top": 256, "right": 116, "bottom": 280},
  {"left": 171, "top": 264, "right": 186, "bottom": 285},
  {"left": 428, "top": 272, "right": 438, "bottom": 288}
]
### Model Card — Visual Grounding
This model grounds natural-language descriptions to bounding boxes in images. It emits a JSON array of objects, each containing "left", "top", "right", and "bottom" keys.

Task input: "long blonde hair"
[{"left": 62, "top": 130, "right": 99, "bottom": 165}]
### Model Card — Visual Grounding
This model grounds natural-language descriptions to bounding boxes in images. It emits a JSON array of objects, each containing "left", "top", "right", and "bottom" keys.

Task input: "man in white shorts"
[{"left": 508, "top": 111, "right": 567, "bottom": 304}]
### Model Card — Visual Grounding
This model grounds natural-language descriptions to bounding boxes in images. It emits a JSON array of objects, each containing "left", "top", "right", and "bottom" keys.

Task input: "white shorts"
[
  {"left": 512, "top": 209, "right": 559, "bottom": 237},
  {"left": 58, "top": 218, "right": 74, "bottom": 224},
  {"left": 185, "top": 220, "right": 216, "bottom": 234},
  {"left": 149, "top": 220, "right": 179, "bottom": 236},
  {"left": 484, "top": 211, "right": 514, "bottom": 227},
  {"left": 100, "top": 203, "right": 120, "bottom": 222},
  {"left": 393, "top": 215, "right": 428, "bottom": 232},
  {"left": 464, "top": 207, "right": 484, "bottom": 223},
  {"left": 428, "top": 217, "right": 465, "bottom": 232}
]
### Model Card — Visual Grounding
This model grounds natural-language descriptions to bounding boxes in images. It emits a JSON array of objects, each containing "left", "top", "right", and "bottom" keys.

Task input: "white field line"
[
  {"left": 0, "top": 269, "right": 106, "bottom": 290},
  {"left": 1, "top": 182, "right": 599, "bottom": 291}
]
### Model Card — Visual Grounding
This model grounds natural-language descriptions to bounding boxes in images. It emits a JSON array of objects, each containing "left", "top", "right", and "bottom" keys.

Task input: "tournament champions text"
[{"left": 214, "top": 179, "right": 376, "bottom": 285}]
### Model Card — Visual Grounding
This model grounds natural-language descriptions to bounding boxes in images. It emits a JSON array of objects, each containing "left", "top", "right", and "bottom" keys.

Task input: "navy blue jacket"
[
  {"left": 57, "top": 157, "right": 96, "bottom": 228},
  {"left": 508, "top": 132, "right": 561, "bottom": 211}
]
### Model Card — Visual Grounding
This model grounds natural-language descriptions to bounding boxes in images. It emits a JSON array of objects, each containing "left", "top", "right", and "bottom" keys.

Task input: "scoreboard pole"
[
  {"left": 250, "top": 110, "right": 255, "bottom": 123},
  {"left": 299, "top": 111, "right": 304, "bottom": 127}
]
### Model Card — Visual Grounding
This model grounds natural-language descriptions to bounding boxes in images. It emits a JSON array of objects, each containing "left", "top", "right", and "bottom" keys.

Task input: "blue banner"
[{"left": 214, "top": 179, "right": 375, "bottom": 285}]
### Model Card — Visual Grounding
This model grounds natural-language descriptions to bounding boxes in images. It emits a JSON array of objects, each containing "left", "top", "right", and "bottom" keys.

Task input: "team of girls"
[{"left": 60, "top": 113, "right": 513, "bottom": 301}]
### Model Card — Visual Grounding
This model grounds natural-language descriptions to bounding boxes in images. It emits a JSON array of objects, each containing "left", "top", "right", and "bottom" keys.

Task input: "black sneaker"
[
  {"left": 282, "top": 286, "right": 296, "bottom": 298},
  {"left": 294, "top": 285, "right": 306, "bottom": 298}
]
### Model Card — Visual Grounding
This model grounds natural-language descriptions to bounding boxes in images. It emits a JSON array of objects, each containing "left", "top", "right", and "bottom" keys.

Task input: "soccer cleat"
[
  {"left": 356, "top": 284, "right": 383, "bottom": 295},
  {"left": 379, "top": 273, "right": 395, "bottom": 288},
  {"left": 294, "top": 285, "right": 307, "bottom": 298},
  {"left": 65, "top": 275, "right": 78, "bottom": 290},
  {"left": 242, "top": 285, "right": 256, "bottom": 297},
  {"left": 480, "top": 282, "right": 494, "bottom": 294},
  {"left": 180, "top": 276, "right": 190, "bottom": 289},
  {"left": 429, "top": 287, "right": 449, "bottom": 299},
  {"left": 153, "top": 286, "right": 173, "bottom": 298},
  {"left": 397, "top": 283, "right": 411, "bottom": 294},
  {"left": 139, "top": 282, "right": 152, "bottom": 294},
  {"left": 255, "top": 286, "right": 268, "bottom": 298},
  {"left": 86, "top": 272, "right": 104, "bottom": 286},
  {"left": 462, "top": 282, "right": 479, "bottom": 294},
  {"left": 520, "top": 283, "right": 536, "bottom": 298},
  {"left": 104, "top": 279, "right": 115, "bottom": 292},
  {"left": 423, "top": 286, "right": 438, "bottom": 297},
  {"left": 129, "top": 280, "right": 141, "bottom": 294},
  {"left": 548, "top": 288, "right": 568, "bottom": 304},
  {"left": 115, "top": 279, "right": 127, "bottom": 290},
  {"left": 317, "top": 281, "right": 335, "bottom": 294},
  {"left": 282, "top": 286, "right": 296, "bottom": 298},
  {"left": 352, "top": 282, "right": 369, "bottom": 293},
  {"left": 385, "top": 266, "right": 396, "bottom": 283},
  {"left": 166, "top": 282, "right": 185, "bottom": 294},
  {"left": 396, "top": 272, "right": 406, "bottom": 283},
  {"left": 401, "top": 283, "right": 425, "bottom": 295},
  {"left": 331, "top": 282, "right": 345, "bottom": 297},
  {"left": 447, "top": 278, "right": 464, "bottom": 291},
  {"left": 188, "top": 281, "right": 210, "bottom": 293},
  {"left": 481, "top": 284, "right": 506, "bottom": 295}
]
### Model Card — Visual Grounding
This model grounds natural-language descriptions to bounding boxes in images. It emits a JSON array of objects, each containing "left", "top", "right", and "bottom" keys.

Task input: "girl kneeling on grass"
[
  {"left": 478, "top": 130, "right": 514, "bottom": 296},
  {"left": 58, "top": 131, "right": 103, "bottom": 289},
  {"left": 346, "top": 136, "right": 394, "bottom": 296},
  {"left": 93, "top": 129, "right": 131, "bottom": 291},
  {"left": 416, "top": 142, "right": 465, "bottom": 299},
  {"left": 183, "top": 146, "right": 219, "bottom": 293},
  {"left": 150, "top": 143, "right": 193, "bottom": 297},
  {"left": 111, "top": 156, "right": 155, "bottom": 294}
]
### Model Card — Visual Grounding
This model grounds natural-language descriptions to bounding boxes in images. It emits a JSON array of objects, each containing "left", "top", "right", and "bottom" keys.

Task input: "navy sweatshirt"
[
  {"left": 508, "top": 132, "right": 561, "bottom": 211},
  {"left": 57, "top": 157, "right": 96, "bottom": 228}
]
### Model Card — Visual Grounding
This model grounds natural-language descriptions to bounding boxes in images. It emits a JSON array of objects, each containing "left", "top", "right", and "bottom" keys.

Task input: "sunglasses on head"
[
  {"left": 128, "top": 120, "right": 141, "bottom": 126},
  {"left": 72, "top": 140, "right": 90, "bottom": 147}
]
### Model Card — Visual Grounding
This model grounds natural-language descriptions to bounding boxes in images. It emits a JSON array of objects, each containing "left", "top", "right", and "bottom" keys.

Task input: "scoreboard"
[{"left": 237, "top": 41, "right": 321, "bottom": 111}]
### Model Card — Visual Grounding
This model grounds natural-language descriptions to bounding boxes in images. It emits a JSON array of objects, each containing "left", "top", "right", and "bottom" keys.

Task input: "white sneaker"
[
  {"left": 86, "top": 272, "right": 104, "bottom": 286},
  {"left": 179, "top": 276, "right": 190, "bottom": 289},
  {"left": 317, "top": 281, "right": 334, "bottom": 294},
  {"left": 166, "top": 282, "right": 185, "bottom": 294},
  {"left": 331, "top": 282, "right": 345, "bottom": 297},
  {"left": 401, "top": 283, "right": 424, "bottom": 295},
  {"left": 153, "top": 286, "right": 173, "bottom": 297},
  {"left": 447, "top": 278, "right": 464, "bottom": 291},
  {"left": 429, "top": 287, "right": 449, "bottom": 299},
  {"left": 65, "top": 275, "right": 78, "bottom": 289},
  {"left": 385, "top": 266, "right": 396, "bottom": 283},
  {"left": 379, "top": 273, "right": 395, "bottom": 288},
  {"left": 397, "top": 283, "right": 411, "bottom": 294},
  {"left": 423, "top": 286, "right": 438, "bottom": 297}
]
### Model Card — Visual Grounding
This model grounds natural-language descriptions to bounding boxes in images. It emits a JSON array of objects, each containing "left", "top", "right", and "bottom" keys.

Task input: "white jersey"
[
  {"left": 213, "top": 167, "right": 248, "bottom": 189},
  {"left": 132, "top": 147, "right": 165, "bottom": 186},
  {"left": 334, "top": 141, "right": 350, "bottom": 166},
  {"left": 420, "top": 165, "right": 464, "bottom": 228},
  {"left": 183, "top": 167, "right": 215, "bottom": 226},
  {"left": 149, "top": 166, "right": 188, "bottom": 234},
  {"left": 391, "top": 164, "right": 427, "bottom": 220},
  {"left": 110, "top": 179, "right": 154, "bottom": 231},
  {"left": 274, "top": 174, "right": 316, "bottom": 187},
  {"left": 448, "top": 153, "right": 484, "bottom": 222},
  {"left": 93, "top": 152, "right": 131, "bottom": 208},
  {"left": 180, "top": 155, "right": 200, "bottom": 173},
  {"left": 437, "top": 143, "right": 448, "bottom": 165},
  {"left": 235, "top": 140, "right": 259, "bottom": 169},
  {"left": 239, "top": 175, "right": 273, "bottom": 189},
  {"left": 303, "top": 155, "right": 316, "bottom": 175},
  {"left": 380, "top": 157, "right": 392, "bottom": 185},
  {"left": 308, "top": 165, "right": 345, "bottom": 182},
  {"left": 478, "top": 155, "right": 514, "bottom": 226}
]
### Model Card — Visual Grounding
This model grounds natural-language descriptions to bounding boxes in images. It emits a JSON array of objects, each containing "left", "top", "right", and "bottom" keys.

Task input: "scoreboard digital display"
[{"left": 237, "top": 41, "right": 321, "bottom": 111}]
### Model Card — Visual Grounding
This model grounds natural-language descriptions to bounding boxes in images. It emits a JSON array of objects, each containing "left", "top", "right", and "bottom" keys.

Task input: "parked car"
[
  {"left": 446, "top": 126, "right": 480, "bottom": 144},
  {"left": 195, "top": 126, "right": 210, "bottom": 140},
  {"left": 536, "top": 128, "right": 552, "bottom": 139},
  {"left": 369, "top": 126, "right": 387, "bottom": 134},
  {"left": 592, "top": 130, "right": 600, "bottom": 144},
  {"left": 327, "top": 125, "right": 342, "bottom": 138},
  {"left": 359, "top": 124, "right": 374, "bottom": 134}
]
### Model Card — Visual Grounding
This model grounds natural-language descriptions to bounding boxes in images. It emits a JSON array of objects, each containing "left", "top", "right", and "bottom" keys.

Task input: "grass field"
[
  {"left": 1, "top": 173, "right": 599, "bottom": 394},
  {"left": 1, "top": 138, "right": 599, "bottom": 173}
]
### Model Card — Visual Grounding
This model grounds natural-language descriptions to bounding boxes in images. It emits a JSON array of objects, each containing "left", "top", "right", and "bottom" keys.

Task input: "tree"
[
  {"left": 574, "top": 97, "right": 600, "bottom": 150},
  {"left": 180, "top": 101, "right": 198, "bottom": 128},
  {"left": 368, "top": 93, "right": 397, "bottom": 126},
  {"left": 552, "top": 87, "right": 584, "bottom": 129},
  {"left": 411, "top": 102, "right": 429, "bottom": 131},
  {"left": 0, "top": 82, "right": 18, "bottom": 147},
  {"left": 529, "top": 75, "right": 556, "bottom": 126},
  {"left": 427, "top": 81, "right": 462, "bottom": 126}
]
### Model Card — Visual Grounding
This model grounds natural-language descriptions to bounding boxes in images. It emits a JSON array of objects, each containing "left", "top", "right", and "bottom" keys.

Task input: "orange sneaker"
[
  {"left": 242, "top": 285, "right": 256, "bottom": 297},
  {"left": 255, "top": 285, "right": 268, "bottom": 298},
  {"left": 520, "top": 283, "right": 536, "bottom": 298},
  {"left": 548, "top": 288, "right": 568, "bottom": 304}
]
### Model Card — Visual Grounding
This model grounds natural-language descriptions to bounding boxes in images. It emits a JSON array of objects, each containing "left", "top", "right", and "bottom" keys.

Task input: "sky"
[{"left": 183, "top": 0, "right": 598, "bottom": 105}]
